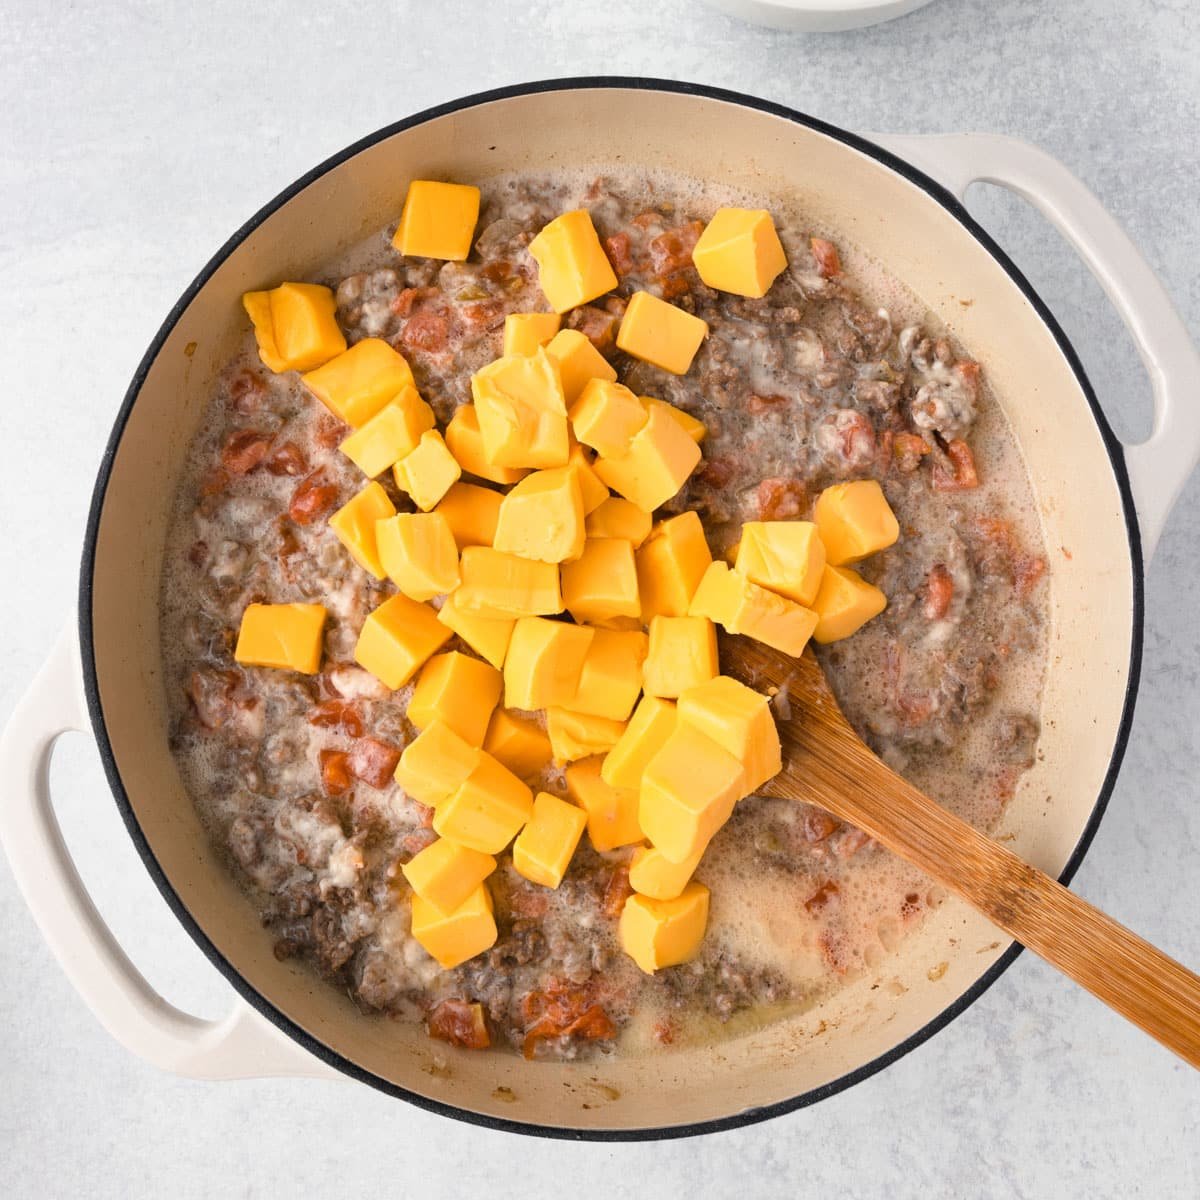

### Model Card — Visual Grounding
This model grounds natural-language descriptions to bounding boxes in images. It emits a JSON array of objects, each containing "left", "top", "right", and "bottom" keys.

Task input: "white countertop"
[{"left": 1, "top": 0, "right": 1197, "bottom": 1195}]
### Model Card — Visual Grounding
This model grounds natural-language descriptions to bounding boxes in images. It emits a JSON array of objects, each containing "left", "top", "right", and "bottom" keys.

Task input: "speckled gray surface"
[{"left": 1, "top": 1, "right": 1197, "bottom": 1195}]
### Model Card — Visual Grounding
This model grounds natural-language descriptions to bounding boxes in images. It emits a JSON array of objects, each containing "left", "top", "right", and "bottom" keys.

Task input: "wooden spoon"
[{"left": 724, "top": 636, "right": 1200, "bottom": 1068}]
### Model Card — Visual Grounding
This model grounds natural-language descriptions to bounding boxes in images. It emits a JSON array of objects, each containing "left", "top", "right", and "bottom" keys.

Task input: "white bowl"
[{"left": 705, "top": 0, "right": 937, "bottom": 32}]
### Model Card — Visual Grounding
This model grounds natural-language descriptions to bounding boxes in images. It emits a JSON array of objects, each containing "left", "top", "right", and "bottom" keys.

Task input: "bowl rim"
[{"left": 76, "top": 75, "right": 1145, "bottom": 1141}]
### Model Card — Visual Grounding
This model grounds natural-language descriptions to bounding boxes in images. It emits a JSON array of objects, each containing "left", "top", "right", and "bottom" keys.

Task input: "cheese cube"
[
  {"left": 689, "top": 561, "right": 818, "bottom": 656},
  {"left": 813, "top": 479, "right": 900, "bottom": 565},
  {"left": 402, "top": 838, "right": 496, "bottom": 913},
  {"left": 234, "top": 603, "right": 326, "bottom": 673},
  {"left": 437, "top": 591, "right": 515, "bottom": 670},
  {"left": 628, "top": 844, "right": 704, "bottom": 902},
  {"left": 445, "top": 405, "right": 530, "bottom": 485},
  {"left": 593, "top": 404, "right": 702, "bottom": 513},
  {"left": 677, "top": 675, "right": 781, "bottom": 795},
  {"left": 392, "top": 180, "right": 480, "bottom": 261},
  {"left": 392, "top": 429, "right": 461, "bottom": 511},
  {"left": 547, "top": 708, "right": 627, "bottom": 764},
  {"left": 433, "top": 482, "right": 502, "bottom": 550},
  {"left": 302, "top": 338, "right": 415, "bottom": 428},
  {"left": 642, "top": 616, "right": 719, "bottom": 699},
  {"left": 528, "top": 210, "right": 618, "bottom": 314},
  {"left": 639, "top": 396, "right": 707, "bottom": 444},
  {"left": 376, "top": 512, "right": 460, "bottom": 601},
  {"left": 569, "top": 378, "right": 648, "bottom": 458},
  {"left": 512, "top": 792, "right": 587, "bottom": 889},
  {"left": 493, "top": 468, "right": 585, "bottom": 564},
  {"left": 735, "top": 520, "right": 826, "bottom": 607},
  {"left": 602, "top": 696, "right": 677, "bottom": 790},
  {"left": 504, "top": 312, "right": 562, "bottom": 357},
  {"left": 616, "top": 291, "right": 708, "bottom": 375},
  {"left": 329, "top": 481, "right": 397, "bottom": 579},
  {"left": 242, "top": 282, "right": 345, "bottom": 374},
  {"left": 546, "top": 328, "right": 618, "bottom": 403},
  {"left": 567, "top": 444, "right": 610, "bottom": 514},
  {"left": 339, "top": 387, "right": 436, "bottom": 477},
  {"left": 483, "top": 708, "right": 553, "bottom": 781},
  {"left": 563, "top": 628, "right": 648, "bottom": 722},
  {"left": 811, "top": 565, "right": 888, "bottom": 643},
  {"left": 503, "top": 617, "right": 594, "bottom": 710},
  {"left": 455, "top": 547, "right": 563, "bottom": 618},
  {"left": 410, "top": 885, "right": 496, "bottom": 969},
  {"left": 691, "top": 207, "right": 788, "bottom": 299},
  {"left": 565, "top": 757, "right": 643, "bottom": 852},
  {"left": 408, "top": 651, "right": 503, "bottom": 746},
  {"left": 636, "top": 511, "right": 712, "bottom": 620},
  {"left": 640, "top": 725, "right": 743, "bottom": 863},
  {"left": 560, "top": 538, "right": 641, "bottom": 624},
  {"left": 434, "top": 753, "right": 533, "bottom": 854},
  {"left": 585, "top": 496, "right": 652, "bottom": 547},
  {"left": 394, "top": 721, "right": 480, "bottom": 807},
  {"left": 470, "top": 349, "right": 569, "bottom": 470},
  {"left": 353, "top": 593, "right": 452, "bottom": 689},
  {"left": 619, "top": 883, "right": 709, "bottom": 974}
]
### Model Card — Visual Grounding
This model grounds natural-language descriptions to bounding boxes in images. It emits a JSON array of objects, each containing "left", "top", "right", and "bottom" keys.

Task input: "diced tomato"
[
  {"left": 923, "top": 563, "right": 954, "bottom": 620},
  {"left": 566, "top": 304, "right": 620, "bottom": 353},
  {"left": 265, "top": 442, "right": 308, "bottom": 477},
  {"left": 603, "top": 232, "right": 634, "bottom": 276},
  {"left": 228, "top": 369, "right": 267, "bottom": 414},
  {"left": 347, "top": 737, "right": 401, "bottom": 788},
  {"left": 288, "top": 472, "right": 339, "bottom": 525},
  {"left": 402, "top": 310, "right": 450, "bottom": 352},
  {"left": 653, "top": 1019, "right": 677, "bottom": 1046},
  {"left": 186, "top": 668, "right": 241, "bottom": 730},
  {"left": 659, "top": 273, "right": 692, "bottom": 301},
  {"left": 509, "top": 888, "right": 549, "bottom": 919},
  {"left": 696, "top": 456, "right": 734, "bottom": 488},
  {"left": 400, "top": 829, "right": 436, "bottom": 856},
  {"left": 457, "top": 300, "right": 506, "bottom": 331},
  {"left": 1013, "top": 553, "right": 1046, "bottom": 599},
  {"left": 931, "top": 439, "right": 980, "bottom": 491},
  {"left": 837, "top": 411, "right": 876, "bottom": 463},
  {"left": 747, "top": 393, "right": 790, "bottom": 415},
  {"left": 835, "top": 827, "right": 870, "bottom": 859},
  {"left": 757, "top": 477, "right": 807, "bottom": 520},
  {"left": 307, "top": 700, "right": 365, "bottom": 739},
  {"left": 810, "top": 237, "right": 842, "bottom": 278},
  {"left": 427, "top": 999, "right": 491, "bottom": 1050},
  {"left": 875, "top": 428, "right": 894, "bottom": 470},
  {"left": 804, "top": 880, "right": 840, "bottom": 915},
  {"left": 319, "top": 749, "right": 353, "bottom": 796},
  {"left": 391, "top": 286, "right": 439, "bottom": 318},
  {"left": 198, "top": 466, "right": 229, "bottom": 498},
  {"left": 602, "top": 865, "right": 633, "bottom": 918},
  {"left": 221, "top": 429, "right": 272, "bottom": 475},
  {"left": 649, "top": 221, "right": 703, "bottom": 276},
  {"left": 893, "top": 432, "right": 929, "bottom": 473},
  {"left": 313, "top": 416, "right": 346, "bottom": 450},
  {"left": 522, "top": 982, "right": 616, "bottom": 1059},
  {"left": 897, "top": 692, "right": 935, "bottom": 727},
  {"left": 955, "top": 359, "right": 982, "bottom": 395},
  {"left": 802, "top": 809, "right": 838, "bottom": 843}
]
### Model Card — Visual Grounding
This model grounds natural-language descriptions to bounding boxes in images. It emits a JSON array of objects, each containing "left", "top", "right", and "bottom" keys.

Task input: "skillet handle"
[
  {"left": 0, "top": 625, "right": 337, "bottom": 1081},
  {"left": 873, "top": 132, "right": 1200, "bottom": 563}
]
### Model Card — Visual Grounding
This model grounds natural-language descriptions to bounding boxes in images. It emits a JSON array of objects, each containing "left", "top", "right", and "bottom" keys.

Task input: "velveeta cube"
[
  {"left": 353, "top": 593, "right": 452, "bottom": 689},
  {"left": 339, "top": 387, "right": 436, "bottom": 477},
  {"left": 615, "top": 291, "right": 708, "bottom": 375},
  {"left": 434, "top": 482, "right": 503, "bottom": 549},
  {"left": 565, "top": 756, "right": 643, "bottom": 852},
  {"left": 242, "top": 282, "right": 345, "bottom": 374},
  {"left": 392, "top": 429, "right": 462, "bottom": 511},
  {"left": 560, "top": 538, "right": 641, "bottom": 624},
  {"left": 410, "top": 885, "right": 496, "bottom": 969},
  {"left": 483, "top": 708, "right": 553, "bottom": 781},
  {"left": 546, "top": 328, "right": 618, "bottom": 403},
  {"left": 433, "top": 752, "right": 533, "bottom": 854},
  {"left": 302, "top": 338, "right": 415, "bottom": 427},
  {"left": 329, "top": 481, "right": 397, "bottom": 579},
  {"left": 811, "top": 565, "right": 888, "bottom": 644},
  {"left": 677, "top": 675, "right": 781, "bottom": 796},
  {"left": 593, "top": 404, "right": 702, "bottom": 513},
  {"left": 567, "top": 444, "right": 610, "bottom": 514},
  {"left": 455, "top": 547, "right": 563, "bottom": 619},
  {"left": 376, "top": 512, "right": 460, "bottom": 601},
  {"left": 689, "top": 561, "right": 818, "bottom": 657},
  {"left": 628, "top": 843, "right": 704, "bottom": 902},
  {"left": 493, "top": 467, "right": 585, "bottom": 564},
  {"left": 586, "top": 496, "right": 652, "bottom": 547},
  {"left": 444, "top": 404, "right": 529, "bottom": 486},
  {"left": 408, "top": 651, "right": 503, "bottom": 746},
  {"left": 691, "top": 207, "right": 788, "bottom": 299},
  {"left": 569, "top": 377, "right": 648, "bottom": 459},
  {"left": 470, "top": 349, "right": 569, "bottom": 470},
  {"left": 619, "top": 883, "right": 709, "bottom": 974},
  {"left": 563, "top": 628, "right": 648, "bottom": 722},
  {"left": 502, "top": 617, "right": 594, "bottom": 710},
  {"left": 234, "top": 603, "right": 326, "bottom": 674},
  {"left": 636, "top": 510, "right": 712, "bottom": 620},
  {"left": 436, "top": 591, "right": 515, "bottom": 670},
  {"left": 813, "top": 479, "right": 900, "bottom": 565},
  {"left": 602, "top": 695, "right": 677, "bottom": 791},
  {"left": 392, "top": 180, "right": 480, "bottom": 261},
  {"left": 735, "top": 520, "right": 826, "bottom": 607},
  {"left": 528, "top": 210, "right": 619, "bottom": 314},
  {"left": 642, "top": 616, "right": 719, "bottom": 699},
  {"left": 504, "top": 311, "right": 562, "bottom": 357},
  {"left": 512, "top": 792, "right": 588, "bottom": 889},
  {"left": 546, "top": 708, "right": 627, "bottom": 764},
  {"left": 640, "top": 396, "right": 707, "bottom": 444},
  {"left": 401, "top": 838, "right": 496, "bottom": 913},
  {"left": 394, "top": 721, "right": 481, "bottom": 808}
]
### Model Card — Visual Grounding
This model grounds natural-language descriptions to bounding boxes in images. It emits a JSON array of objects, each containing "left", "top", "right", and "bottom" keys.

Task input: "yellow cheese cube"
[
  {"left": 411, "top": 885, "right": 496, "bottom": 969},
  {"left": 402, "top": 838, "right": 496, "bottom": 913},
  {"left": 434, "top": 752, "right": 533, "bottom": 854},
  {"left": 392, "top": 429, "right": 462, "bottom": 512},
  {"left": 811, "top": 565, "right": 888, "bottom": 644},
  {"left": 455, "top": 547, "right": 563, "bottom": 618},
  {"left": 504, "top": 311, "right": 562, "bottom": 357},
  {"left": 546, "top": 328, "right": 619, "bottom": 404},
  {"left": 619, "top": 883, "right": 709, "bottom": 973},
  {"left": 394, "top": 721, "right": 480, "bottom": 808},
  {"left": 593, "top": 404, "right": 702, "bottom": 513},
  {"left": 392, "top": 180, "right": 481, "bottom": 261},
  {"left": 329, "top": 481, "right": 397, "bottom": 579},
  {"left": 563, "top": 628, "right": 648, "bottom": 722},
  {"left": 470, "top": 349, "right": 569, "bottom": 470},
  {"left": 302, "top": 338, "right": 415, "bottom": 428},
  {"left": 445, "top": 404, "right": 530, "bottom": 486},
  {"left": 483, "top": 708, "right": 553, "bottom": 781},
  {"left": 565, "top": 757, "right": 643, "bottom": 852},
  {"left": 628, "top": 844, "right": 703, "bottom": 902},
  {"left": 639, "top": 396, "right": 707, "bottom": 444},
  {"left": 689, "top": 561, "right": 818, "bottom": 657},
  {"left": 677, "top": 675, "right": 781, "bottom": 795},
  {"left": 569, "top": 378, "right": 648, "bottom": 459},
  {"left": 234, "top": 603, "right": 326, "bottom": 673},
  {"left": 434, "top": 482, "right": 503, "bottom": 550},
  {"left": 642, "top": 616, "right": 719, "bottom": 699},
  {"left": 567, "top": 444, "right": 610, "bottom": 515},
  {"left": 813, "top": 479, "right": 900, "bottom": 565},
  {"left": 616, "top": 291, "right": 708, "bottom": 375},
  {"left": 691, "top": 207, "right": 788, "bottom": 299},
  {"left": 408, "top": 651, "right": 503, "bottom": 746},
  {"left": 376, "top": 512, "right": 460, "bottom": 601},
  {"left": 493, "top": 468, "right": 585, "bottom": 564},
  {"left": 353, "top": 593, "right": 452, "bottom": 689},
  {"left": 547, "top": 708, "right": 627, "bottom": 764},
  {"left": 735, "top": 520, "right": 826, "bottom": 607},
  {"left": 339, "top": 387, "right": 436, "bottom": 477},
  {"left": 503, "top": 617, "right": 594, "bottom": 710},
  {"left": 528, "top": 210, "right": 619, "bottom": 314},
  {"left": 437, "top": 591, "right": 515, "bottom": 670},
  {"left": 585, "top": 496, "right": 653, "bottom": 547},
  {"left": 636, "top": 511, "right": 713, "bottom": 620},
  {"left": 640, "top": 725, "right": 743, "bottom": 863},
  {"left": 512, "top": 792, "right": 587, "bottom": 889},
  {"left": 560, "top": 538, "right": 641, "bottom": 624},
  {"left": 602, "top": 696, "right": 677, "bottom": 790},
  {"left": 242, "top": 282, "right": 346, "bottom": 374}
]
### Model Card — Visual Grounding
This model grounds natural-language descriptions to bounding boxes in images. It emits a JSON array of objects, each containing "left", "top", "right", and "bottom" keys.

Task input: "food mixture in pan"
[{"left": 160, "top": 171, "right": 1048, "bottom": 1058}]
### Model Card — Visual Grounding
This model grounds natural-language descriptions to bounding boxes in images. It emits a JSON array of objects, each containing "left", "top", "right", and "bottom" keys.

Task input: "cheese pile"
[{"left": 232, "top": 180, "right": 899, "bottom": 977}]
